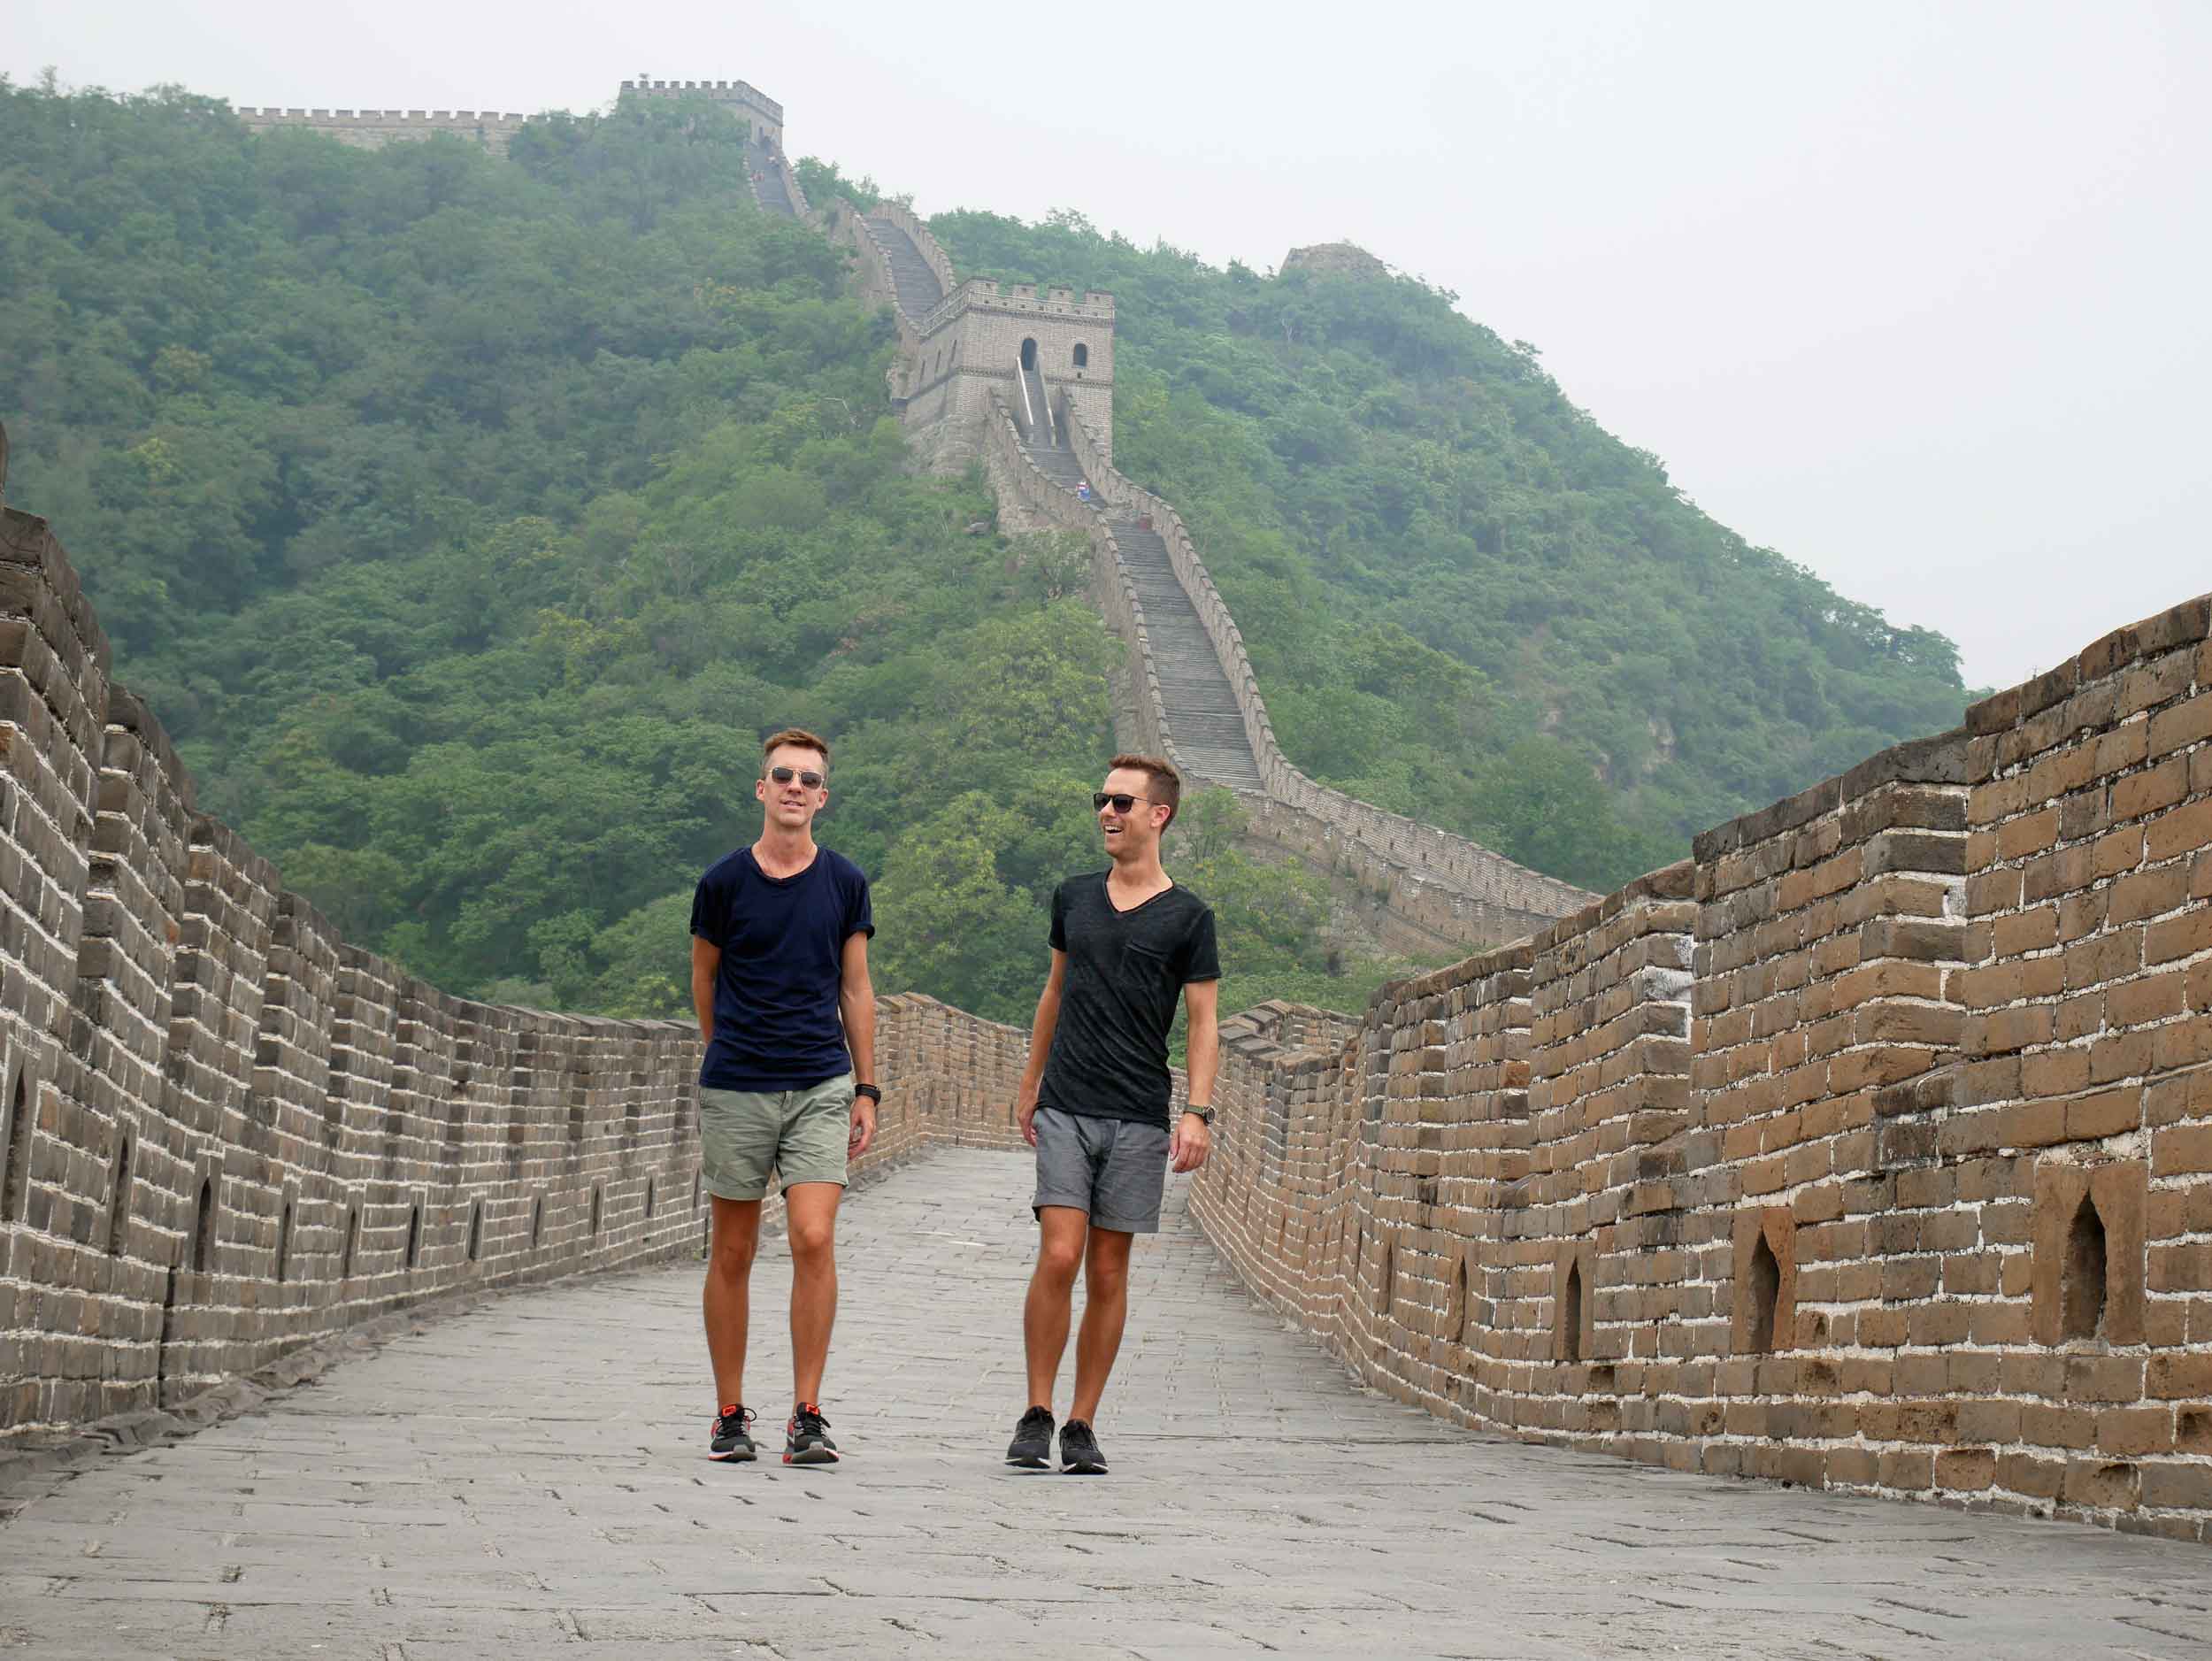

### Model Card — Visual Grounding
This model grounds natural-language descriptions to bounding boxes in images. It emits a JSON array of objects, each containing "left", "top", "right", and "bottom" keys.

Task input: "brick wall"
[
  {"left": 1188, "top": 593, "right": 2212, "bottom": 1540},
  {"left": 0, "top": 482, "right": 1035, "bottom": 1440}
]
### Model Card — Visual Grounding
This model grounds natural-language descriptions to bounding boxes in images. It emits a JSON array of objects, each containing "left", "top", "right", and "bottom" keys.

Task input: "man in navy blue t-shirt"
[{"left": 689, "top": 727, "right": 878, "bottom": 1467}]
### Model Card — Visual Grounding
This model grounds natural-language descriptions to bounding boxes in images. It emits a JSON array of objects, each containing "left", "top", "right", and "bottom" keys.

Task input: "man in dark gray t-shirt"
[{"left": 1005, "top": 754, "right": 1220, "bottom": 1476}]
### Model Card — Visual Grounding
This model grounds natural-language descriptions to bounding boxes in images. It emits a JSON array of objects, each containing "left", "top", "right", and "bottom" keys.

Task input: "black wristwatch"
[
  {"left": 1183, "top": 1104, "right": 1213, "bottom": 1125},
  {"left": 854, "top": 1083, "right": 881, "bottom": 1103}
]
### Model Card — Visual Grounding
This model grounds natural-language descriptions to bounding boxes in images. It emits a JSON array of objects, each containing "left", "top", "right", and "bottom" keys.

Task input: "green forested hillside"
[
  {"left": 0, "top": 80, "right": 1371, "bottom": 1025},
  {"left": 928, "top": 211, "right": 1968, "bottom": 886},
  {"left": 2, "top": 80, "right": 1966, "bottom": 1027}
]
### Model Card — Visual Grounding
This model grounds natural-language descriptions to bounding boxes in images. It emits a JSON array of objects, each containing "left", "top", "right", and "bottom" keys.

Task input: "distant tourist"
[
  {"left": 1004, "top": 755, "right": 1219, "bottom": 1475},
  {"left": 691, "top": 728, "right": 879, "bottom": 1466},
  {"left": 1076, "top": 481, "right": 1092, "bottom": 503}
]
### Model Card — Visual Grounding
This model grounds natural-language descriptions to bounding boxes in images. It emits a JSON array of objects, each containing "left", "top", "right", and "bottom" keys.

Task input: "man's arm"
[
  {"left": 839, "top": 930, "right": 878, "bottom": 1158},
  {"left": 1016, "top": 949, "right": 1068, "bottom": 1147},
  {"left": 690, "top": 935, "right": 720, "bottom": 1049},
  {"left": 1170, "top": 977, "right": 1219, "bottom": 1173}
]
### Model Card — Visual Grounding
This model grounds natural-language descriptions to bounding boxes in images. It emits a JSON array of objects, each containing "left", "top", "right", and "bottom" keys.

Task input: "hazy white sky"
[{"left": 11, "top": 0, "right": 2208, "bottom": 693}]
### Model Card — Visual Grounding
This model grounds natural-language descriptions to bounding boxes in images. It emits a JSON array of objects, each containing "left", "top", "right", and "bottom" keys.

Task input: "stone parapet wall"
[
  {"left": 0, "top": 477, "right": 1034, "bottom": 1441},
  {"left": 1188, "top": 592, "right": 2212, "bottom": 1540},
  {"left": 235, "top": 109, "right": 531, "bottom": 156},
  {"left": 771, "top": 150, "right": 810, "bottom": 219}
]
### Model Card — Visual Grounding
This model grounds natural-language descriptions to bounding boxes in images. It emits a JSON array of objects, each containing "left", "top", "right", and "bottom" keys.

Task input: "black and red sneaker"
[
  {"left": 708, "top": 1403, "right": 757, "bottom": 1462},
  {"left": 783, "top": 1402, "right": 839, "bottom": 1465}
]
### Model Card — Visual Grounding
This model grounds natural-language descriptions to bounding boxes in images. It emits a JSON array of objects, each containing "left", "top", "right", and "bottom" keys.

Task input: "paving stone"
[{"left": 3, "top": 1148, "right": 2210, "bottom": 1658}]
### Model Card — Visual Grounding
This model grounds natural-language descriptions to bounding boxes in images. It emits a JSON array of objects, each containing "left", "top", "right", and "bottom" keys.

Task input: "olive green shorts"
[{"left": 697, "top": 1073, "right": 855, "bottom": 1201}]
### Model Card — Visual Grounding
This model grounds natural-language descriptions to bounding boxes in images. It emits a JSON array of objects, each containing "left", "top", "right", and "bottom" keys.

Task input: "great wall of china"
[{"left": 2, "top": 82, "right": 2208, "bottom": 1543}]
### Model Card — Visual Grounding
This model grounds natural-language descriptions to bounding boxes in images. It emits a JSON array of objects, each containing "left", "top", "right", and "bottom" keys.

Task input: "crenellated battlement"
[
  {"left": 235, "top": 107, "right": 532, "bottom": 155},
  {"left": 619, "top": 76, "right": 783, "bottom": 146},
  {"left": 236, "top": 75, "right": 787, "bottom": 160},
  {"left": 234, "top": 107, "right": 528, "bottom": 121},
  {"left": 917, "top": 279, "right": 1116, "bottom": 336}
]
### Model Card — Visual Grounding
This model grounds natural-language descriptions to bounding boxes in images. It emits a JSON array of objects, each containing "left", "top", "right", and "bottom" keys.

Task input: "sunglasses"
[
  {"left": 767, "top": 766, "right": 826, "bottom": 788},
  {"left": 1092, "top": 792, "right": 1153, "bottom": 813}
]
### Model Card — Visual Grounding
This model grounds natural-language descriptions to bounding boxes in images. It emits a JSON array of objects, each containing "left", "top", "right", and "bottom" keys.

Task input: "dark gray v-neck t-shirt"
[{"left": 1037, "top": 871, "right": 1219, "bottom": 1130}]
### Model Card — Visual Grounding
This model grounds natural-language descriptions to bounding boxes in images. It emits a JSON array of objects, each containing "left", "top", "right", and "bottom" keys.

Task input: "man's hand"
[
  {"left": 1018, "top": 1090, "right": 1040, "bottom": 1148},
  {"left": 849, "top": 1095, "right": 876, "bottom": 1159},
  {"left": 1170, "top": 1112, "right": 1211, "bottom": 1173}
]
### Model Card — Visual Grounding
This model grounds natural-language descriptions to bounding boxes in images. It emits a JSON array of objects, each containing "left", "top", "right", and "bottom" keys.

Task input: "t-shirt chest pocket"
[
  {"left": 1120, "top": 937, "right": 1171, "bottom": 975},
  {"left": 1118, "top": 935, "right": 1179, "bottom": 1015}
]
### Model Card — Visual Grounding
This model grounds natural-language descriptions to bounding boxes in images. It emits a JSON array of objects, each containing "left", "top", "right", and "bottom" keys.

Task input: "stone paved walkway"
[{"left": 4, "top": 1148, "right": 2212, "bottom": 1658}]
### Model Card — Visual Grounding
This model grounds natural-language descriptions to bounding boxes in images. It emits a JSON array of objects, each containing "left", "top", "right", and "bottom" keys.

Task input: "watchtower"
[
  {"left": 902, "top": 281, "right": 1116, "bottom": 465},
  {"left": 618, "top": 77, "right": 784, "bottom": 150}
]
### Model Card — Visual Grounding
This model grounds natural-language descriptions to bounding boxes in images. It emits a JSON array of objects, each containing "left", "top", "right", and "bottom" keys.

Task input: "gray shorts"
[
  {"left": 698, "top": 1073, "right": 854, "bottom": 1201},
  {"left": 1032, "top": 1106, "right": 1171, "bottom": 1234}
]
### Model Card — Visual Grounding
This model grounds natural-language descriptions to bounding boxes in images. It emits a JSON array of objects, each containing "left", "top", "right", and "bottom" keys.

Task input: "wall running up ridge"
[
  {"left": 1048, "top": 395, "right": 1591, "bottom": 939},
  {"left": 1188, "top": 593, "right": 2212, "bottom": 1542},
  {"left": 837, "top": 204, "right": 1593, "bottom": 953},
  {"left": 981, "top": 394, "right": 1586, "bottom": 950}
]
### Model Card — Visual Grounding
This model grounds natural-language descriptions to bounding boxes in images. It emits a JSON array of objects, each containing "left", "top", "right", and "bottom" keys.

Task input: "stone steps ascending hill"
[
  {"left": 1016, "top": 365, "right": 1055, "bottom": 442},
  {"left": 864, "top": 217, "right": 946, "bottom": 321},
  {"left": 1117, "top": 519, "right": 1266, "bottom": 791},
  {"left": 749, "top": 140, "right": 796, "bottom": 217},
  {"left": 1021, "top": 438, "right": 1264, "bottom": 792}
]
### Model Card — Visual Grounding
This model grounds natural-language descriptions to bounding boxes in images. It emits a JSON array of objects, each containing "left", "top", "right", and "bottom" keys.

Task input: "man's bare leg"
[
  {"left": 785, "top": 1181, "right": 843, "bottom": 1407},
  {"left": 703, "top": 1195, "right": 762, "bottom": 1407},
  {"left": 1023, "top": 1205, "right": 1089, "bottom": 1409},
  {"left": 1069, "top": 1226, "right": 1134, "bottom": 1425}
]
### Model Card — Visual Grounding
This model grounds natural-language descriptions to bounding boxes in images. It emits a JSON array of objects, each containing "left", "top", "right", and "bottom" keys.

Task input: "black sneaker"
[
  {"left": 709, "top": 1404, "right": 756, "bottom": 1462},
  {"left": 1059, "top": 1419, "right": 1108, "bottom": 1475},
  {"left": 1006, "top": 1405, "right": 1055, "bottom": 1468},
  {"left": 783, "top": 1403, "right": 839, "bottom": 1465}
]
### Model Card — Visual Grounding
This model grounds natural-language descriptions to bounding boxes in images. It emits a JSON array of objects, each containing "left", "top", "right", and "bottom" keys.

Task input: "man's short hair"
[
  {"left": 762, "top": 727, "right": 831, "bottom": 773},
  {"left": 1109, "top": 752, "right": 1181, "bottom": 827}
]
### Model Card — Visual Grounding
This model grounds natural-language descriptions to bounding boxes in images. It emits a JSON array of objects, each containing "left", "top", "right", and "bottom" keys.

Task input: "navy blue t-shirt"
[{"left": 689, "top": 845, "right": 873, "bottom": 1091}]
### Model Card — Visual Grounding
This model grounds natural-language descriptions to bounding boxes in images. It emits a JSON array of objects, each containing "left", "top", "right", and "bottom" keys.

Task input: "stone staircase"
[
  {"left": 1118, "top": 518, "right": 1267, "bottom": 791},
  {"left": 1016, "top": 364, "right": 1054, "bottom": 442},
  {"left": 749, "top": 140, "right": 796, "bottom": 217},
  {"left": 1019, "top": 435, "right": 1265, "bottom": 792},
  {"left": 863, "top": 215, "right": 946, "bottom": 319}
]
